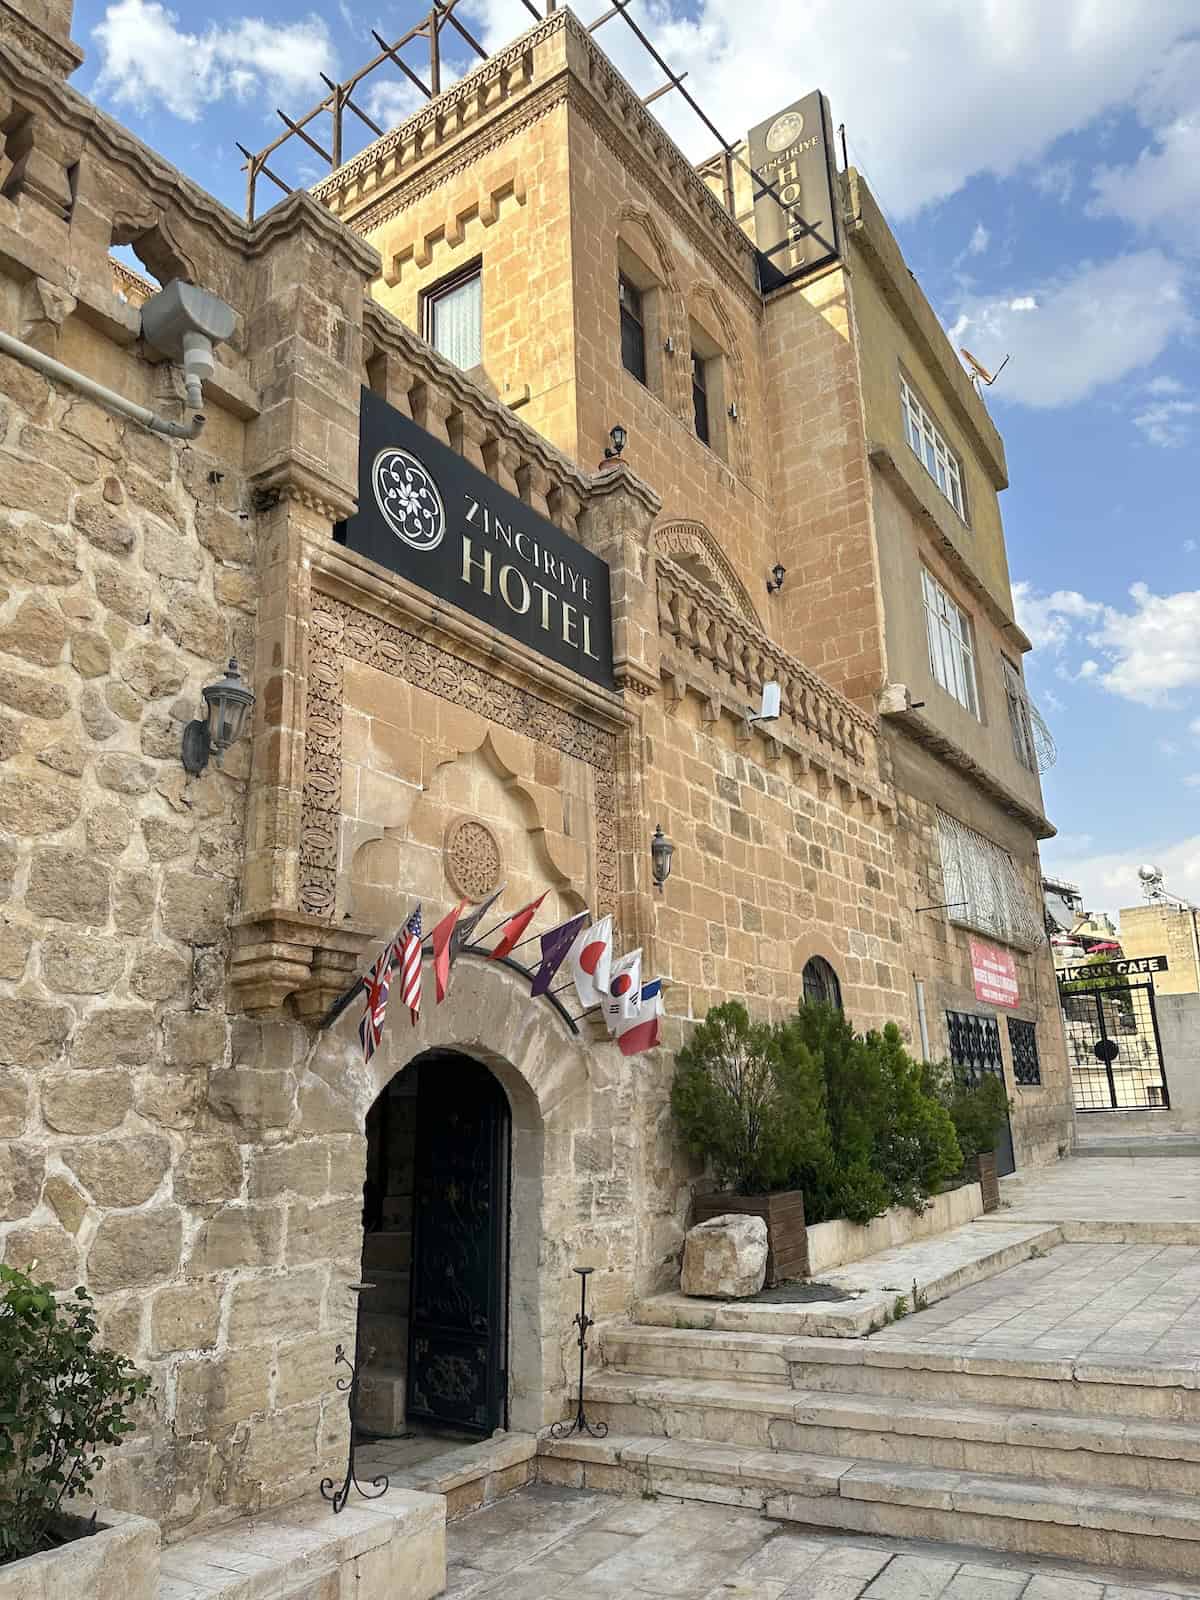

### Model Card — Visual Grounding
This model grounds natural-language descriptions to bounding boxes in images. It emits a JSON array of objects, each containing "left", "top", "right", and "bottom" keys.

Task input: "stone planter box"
[
  {"left": 0, "top": 1508, "right": 159, "bottom": 1600},
  {"left": 691, "top": 1189, "right": 807, "bottom": 1285},
  {"left": 805, "top": 1181, "right": 984, "bottom": 1277},
  {"left": 970, "top": 1151, "right": 1000, "bottom": 1212}
]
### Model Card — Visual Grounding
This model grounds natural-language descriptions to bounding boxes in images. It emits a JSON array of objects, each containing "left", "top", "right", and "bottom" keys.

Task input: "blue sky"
[{"left": 73, "top": 0, "right": 1200, "bottom": 923}]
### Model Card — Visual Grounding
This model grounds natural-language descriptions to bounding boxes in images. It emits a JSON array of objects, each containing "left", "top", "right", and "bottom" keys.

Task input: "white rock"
[{"left": 681, "top": 1212, "right": 768, "bottom": 1299}]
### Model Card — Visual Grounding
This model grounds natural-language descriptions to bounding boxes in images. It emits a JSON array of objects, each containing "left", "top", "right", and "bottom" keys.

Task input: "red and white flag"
[
  {"left": 394, "top": 906, "right": 423, "bottom": 1025},
  {"left": 430, "top": 900, "right": 465, "bottom": 1003},
  {"left": 616, "top": 978, "right": 663, "bottom": 1057},
  {"left": 604, "top": 947, "right": 642, "bottom": 1034},
  {"left": 489, "top": 891, "right": 548, "bottom": 961},
  {"left": 568, "top": 914, "right": 613, "bottom": 1009}
]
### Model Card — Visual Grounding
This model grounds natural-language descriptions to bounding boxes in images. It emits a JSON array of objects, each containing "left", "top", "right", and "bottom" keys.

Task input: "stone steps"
[
  {"left": 581, "top": 1369, "right": 1200, "bottom": 1496},
  {"left": 599, "top": 1326, "right": 1200, "bottom": 1422},
  {"left": 537, "top": 1432, "right": 1200, "bottom": 1578}
]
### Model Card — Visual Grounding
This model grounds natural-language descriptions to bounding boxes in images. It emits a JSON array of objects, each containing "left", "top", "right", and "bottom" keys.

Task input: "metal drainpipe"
[
  {"left": 0, "top": 328, "right": 205, "bottom": 440},
  {"left": 914, "top": 975, "right": 931, "bottom": 1060}
]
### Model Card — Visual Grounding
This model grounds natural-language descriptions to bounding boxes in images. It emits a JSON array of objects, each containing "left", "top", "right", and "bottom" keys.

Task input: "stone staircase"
[{"left": 538, "top": 1324, "right": 1200, "bottom": 1578}]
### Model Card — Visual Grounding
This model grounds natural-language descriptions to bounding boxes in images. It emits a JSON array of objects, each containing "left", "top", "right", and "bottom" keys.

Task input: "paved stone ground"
[
  {"left": 871, "top": 1242, "right": 1200, "bottom": 1362},
  {"left": 998, "top": 1160, "right": 1200, "bottom": 1224},
  {"left": 444, "top": 1485, "right": 1200, "bottom": 1599}
]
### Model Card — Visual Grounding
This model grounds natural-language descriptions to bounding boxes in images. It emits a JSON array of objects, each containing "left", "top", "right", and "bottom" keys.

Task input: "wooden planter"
[
  {"left": 691, "top": 1188, "right": 808, "bottom": 1285},
  {"left": 969, "top": 1151, "right": 1000, "bottom": 1212}
]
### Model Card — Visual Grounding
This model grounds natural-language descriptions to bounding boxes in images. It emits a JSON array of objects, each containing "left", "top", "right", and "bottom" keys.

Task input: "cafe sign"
[
  {"left": 748, "top": 89, "right": 840, "bottom": 289},
  {"left": 1057, "top": 954, "right": 1169, "bottom": 985},
  {"left": 337, "top": 387, "right": 614, "bottom": 689}
]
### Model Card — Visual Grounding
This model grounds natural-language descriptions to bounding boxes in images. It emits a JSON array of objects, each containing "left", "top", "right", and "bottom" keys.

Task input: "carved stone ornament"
[{"left": 444, "top": 816, "right": 503, "bottom": 902}]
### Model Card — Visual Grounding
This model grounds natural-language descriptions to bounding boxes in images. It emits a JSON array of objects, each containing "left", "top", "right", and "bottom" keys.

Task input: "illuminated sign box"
[
  {"left": 337, "top": 387, "right": 614, "bottom": 690},
  {"left": 748, "top": 89, "right": 840, "bottom": 289}
]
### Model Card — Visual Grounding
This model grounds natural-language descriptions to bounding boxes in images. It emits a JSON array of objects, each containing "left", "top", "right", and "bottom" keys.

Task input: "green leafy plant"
[
  {"left": 921, "top": 1060, "right": 1009, "bottom": 1168},
  {"left": 0, "top": 1265, "right": 150, "bottom": 1565},
  {"left": 670, "top": 1001, "right": 830, "bottom": 1195}
]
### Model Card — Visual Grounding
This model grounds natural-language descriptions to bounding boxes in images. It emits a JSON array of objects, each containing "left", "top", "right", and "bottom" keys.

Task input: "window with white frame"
[
  {"left": 936, "top": 811, "right": 1044, "bottom": 951},
  {"left": 424, "top": 262, "right": 482, "bottom": 371},
  {"left": 922, "top": 570, "right": 979, "bottom": 717},
  {"left": 1002, "top": 655, "right": 1038, "bottom": 772},
  {"left": 901, "top": 376, "right": 965, "bottom": 519}
]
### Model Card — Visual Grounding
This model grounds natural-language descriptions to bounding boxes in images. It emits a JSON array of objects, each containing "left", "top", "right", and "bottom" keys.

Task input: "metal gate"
[
  {"left": 1060, "top": 979, "right": 1170, "bottom": 1112},
  {"left": 945, "top": 1010, "right": 1016, "bottom": 1176}
]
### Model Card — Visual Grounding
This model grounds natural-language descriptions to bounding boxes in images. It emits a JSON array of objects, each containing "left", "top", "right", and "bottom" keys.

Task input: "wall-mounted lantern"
[
  {"left": 766, "top": 562, "right": 786, "bottom": 595},
  {"left": 181, "top": 657, "right": 255, "bottom": 776},
  {"left": 651, "top": 823, "right": 674, "bottom": 894},
  {"left": 604, "top": 424, "right": 628, "bottom": 460}
]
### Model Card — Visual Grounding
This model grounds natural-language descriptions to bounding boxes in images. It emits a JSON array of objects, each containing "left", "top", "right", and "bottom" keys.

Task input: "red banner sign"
[{"left": 970, "top": 939, "right": 1019, "bottom": 1008}]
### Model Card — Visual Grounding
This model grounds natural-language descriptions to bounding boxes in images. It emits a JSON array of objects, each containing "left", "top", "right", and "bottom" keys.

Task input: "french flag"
[{"left": 616, "top": 978, "right": 663, "bottom": 1057}]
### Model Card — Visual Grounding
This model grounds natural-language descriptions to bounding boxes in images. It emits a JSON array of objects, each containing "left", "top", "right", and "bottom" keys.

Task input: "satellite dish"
[
  {"left": 960, "top": 347, "right": 1010, "bottom": 388},
  {"left": 748, "top": 681, "right": 781, "bottom": 724}
]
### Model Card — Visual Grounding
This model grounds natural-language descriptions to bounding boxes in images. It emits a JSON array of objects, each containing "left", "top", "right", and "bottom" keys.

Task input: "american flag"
[
  {"left": 358, "top": 943, "right": 393, "bottom": 1064},
  {"left": 395, "top": 906, "right": 423, "bottom": 1025}
]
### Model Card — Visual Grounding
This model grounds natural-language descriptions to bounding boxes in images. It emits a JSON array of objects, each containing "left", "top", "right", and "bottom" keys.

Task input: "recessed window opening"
[
  {"left": 901, "top": 375, "right": 965, "bottom": 519},
  {"left": 922, "top": 568, "right": 979, "bottom": 718},
  {"left": 619, "top": 273, "right": 647, "bottom": 386},
  {"left": 802, "top": 956, "right": 842, "bottom": 1010},
  {"left": 1002, "top": 656, "right": 1038, "bottom": 773},
  {"left": 691, "top": 351, "right": 710, "bottom": 445},
  {"left": 424, "top": 261, "right": 482, "bottom": 371}
]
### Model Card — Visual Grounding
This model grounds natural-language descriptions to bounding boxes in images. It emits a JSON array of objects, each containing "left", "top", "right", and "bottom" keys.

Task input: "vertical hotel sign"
[
  {"left": 748, "top": 89, "right": 840, "bottom": 289},
  {"left": 336, "top": 388, "right": 614, "bottom": 688}
]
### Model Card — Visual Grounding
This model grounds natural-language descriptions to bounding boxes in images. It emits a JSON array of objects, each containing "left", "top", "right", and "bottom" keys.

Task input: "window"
[
  {"left": 802, "top": 957, "right": 842, "bottom": 1011},
  {"left": 946, "top": 1011, "right": 1004, "bottom": 1085},
  {"left": 922, "top": 570, "right": 979, "bottom": 717},
  {"left": 619, "top": 274, "right": 647, "bottom": 385},
  {"left": 936, "top": 810, "right": 1044, "bottom": 951},
  {"left": 424, "top": 263, "right": 482, "bottom": 371},
  {"left": 901, "top": 376, "right": 965, "bottom": 519},
  {"left": 1007, "top": 1018, "right": 1042, "bottom": 1085},
  {"left": 1002, "top": 656, "right": 1038, "bottom": 773},
  {"left": 691, "top": 351, "right": 710, "bottom": 445}
]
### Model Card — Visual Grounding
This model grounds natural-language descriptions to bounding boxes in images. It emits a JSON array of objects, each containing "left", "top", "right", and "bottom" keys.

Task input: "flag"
[
  {"left": 358, "top": 943, "right": 393, "bottom": 1063},
  {"left": 451, "top": 885, "right": 507, "bottom": 958},
  {"left": 489, "top": 891, "right": 548, "bottom": 961},
  {"left": 568, "top": 914, "right": 613, "bottom": 1009},
  {"left": 430, "top": 900, "right": 465, "bottom": 1003},
  {"left": 617, "top": 978, "right": 663, "bottom": 1057},
  {"left": 395, "top": 906, "right": 423, "bottom": 1025},
  {"left": 604, "top": 947, "right": 642, "bottom": 1034},
  {"left": 530, "top": 912, "right": 587, "bottom": 997}
]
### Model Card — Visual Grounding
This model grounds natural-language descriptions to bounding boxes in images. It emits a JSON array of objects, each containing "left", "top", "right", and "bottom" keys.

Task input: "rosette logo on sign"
[{"left": 372, "top": 447, "right": 446, "bottom": 552}]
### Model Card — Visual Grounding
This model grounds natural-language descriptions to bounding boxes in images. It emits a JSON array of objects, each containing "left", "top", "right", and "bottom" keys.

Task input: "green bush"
[
  {"left": 0, "top": 1265, "right": 150, "bottom": 1565},
  {"left": 670, "top": 1000, "right": 831, "bottom": 1194},
  {"left": 921, "top": 1059, "right": 1010, "bottom": 1167},
  {"left": 869, "top": 1024, "right": 962, "bottom": 1212}
]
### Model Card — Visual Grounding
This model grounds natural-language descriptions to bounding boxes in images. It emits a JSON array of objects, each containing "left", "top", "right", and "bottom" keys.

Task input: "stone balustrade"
[{"left": 656, "top": 555, "right": 874, "bottom": 769}]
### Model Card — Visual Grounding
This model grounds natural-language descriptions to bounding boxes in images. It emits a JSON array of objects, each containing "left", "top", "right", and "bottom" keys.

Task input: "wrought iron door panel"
[
  {"left": 407, "top": 1057, "right": 509, "bottom": 1435},
  {"left": 1061, "top": 980, "right": 1170, "bottom": 1112},
  {"left": 945, "top": 1009, "right": 1016, "bottom": 1177}
]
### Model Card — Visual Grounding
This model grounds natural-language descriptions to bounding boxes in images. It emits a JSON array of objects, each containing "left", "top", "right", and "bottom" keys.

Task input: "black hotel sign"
[
  {"left": 748, "top": 89, "right": 840, "bottom": 289},
  {"left": 337, "top": 388, "right": 614, "bottom": 688}
]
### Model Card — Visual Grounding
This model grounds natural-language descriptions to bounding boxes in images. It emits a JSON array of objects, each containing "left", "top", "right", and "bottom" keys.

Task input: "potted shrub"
[
  {"left": 672, "top": 1001, "right": 829, "bottom": 1283},
  {"left": 921, "top": 1061, "right": 1009, "bottom": 1211},
  {"left": 0, "top": 1264, "right": 154, "bottom": 1589}
]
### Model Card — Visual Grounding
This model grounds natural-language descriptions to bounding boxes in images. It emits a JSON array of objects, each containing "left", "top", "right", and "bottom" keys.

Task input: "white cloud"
[
  {"left": 92, "top": 0, "right": 337, "bottom": 121},
  {"left": 1185, "top": 539, "right": 1198, "bottom": 553},
  {"left": 1034, "top": 160, "right": 1075, "bottom": 203},
  {"left": 1015, "top": 582, "right": 1200, "bottom": 708},
  {"left": 950, "top": 252, "right": 1190, "bottom": 408},
  {"left": 967, "top": 222, "right": 990, "bottom": 256},
  {"left": 1147, "top": 375, "right": 1185, "bottom": 394},
  {"left": 363, "top": 79, "right": 431, "bottom": 130},
  {"left": 466, "top": 0, "right": 1197, "bottom": 220},
  {"left": 1134, "top": 397, "right": 1200, "bottom": 447},
  {"left": 1041, "top": 834, "right": 1200, "bottom": 924},
  {"left": 1089, "top": 41, "right": 1200, "bottom": 251}
]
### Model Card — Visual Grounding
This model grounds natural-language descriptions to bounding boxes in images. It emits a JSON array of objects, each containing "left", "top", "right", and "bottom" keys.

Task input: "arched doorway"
[{"left": 360, "top": 1050, "right": 512, "bottom": 1439}]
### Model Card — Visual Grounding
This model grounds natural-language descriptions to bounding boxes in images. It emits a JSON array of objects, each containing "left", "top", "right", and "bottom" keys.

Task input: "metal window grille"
[
  {"left": 1007, "top": 1017, "right": 1041, "bottom": 1085},
  {"left": 946, "top": 1010, "right": 1003, "bottom": 1085},
  {"left": 922, "top": 570, "right": 979, "bottom": 717},
  {"left": 1002, "top": 657, "right": 1038, "bottom": 773},
  {"left": 936, "top": 810, "right": 1044, "bottom": 952},
  {"left": 901, "top": 377, "right": 965, "bottom": 519},
  {"left": 802, "top": 957, "right": 843, "bottom": 1011}
]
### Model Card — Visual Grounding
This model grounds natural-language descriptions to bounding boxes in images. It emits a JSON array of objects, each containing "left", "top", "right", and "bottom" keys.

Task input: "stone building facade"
[{"left": 0, "top": 0, "right": 1070, "bottom": 1573}]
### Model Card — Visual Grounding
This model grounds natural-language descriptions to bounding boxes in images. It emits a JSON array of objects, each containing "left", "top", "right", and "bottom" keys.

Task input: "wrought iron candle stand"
[
  {"left": 320, "top": 1282, "right": 390, "bottom": 1514},
  {"left": 548, "top": 1266, "right": 608, "bottom": 1440}
]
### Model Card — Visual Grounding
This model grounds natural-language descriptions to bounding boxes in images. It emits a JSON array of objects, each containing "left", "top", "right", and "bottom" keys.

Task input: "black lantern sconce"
[
  {"left": 651, "top": 823, "right": 674, "bottom": 894},
  {"left": 766, "top": 563, "right": 786, "bottom": 595},
  {"left": 604, "top": 424, "right": 628, "bottom": 460},
  {"left": 181, "top": 657, "right": 255, "bottom": 777}
]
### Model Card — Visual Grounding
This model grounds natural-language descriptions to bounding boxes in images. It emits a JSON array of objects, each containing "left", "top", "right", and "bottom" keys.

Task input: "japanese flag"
[
  {"left": 604, "top": 947, "right": 642, "bottom": 1034},
  {"left": 569, "top": 915, "right": 613, "bottom": 1009}
]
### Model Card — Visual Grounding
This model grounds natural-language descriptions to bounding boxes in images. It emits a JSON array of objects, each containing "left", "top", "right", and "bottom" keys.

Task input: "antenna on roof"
[{"left": 960, "top": 347, "right": 1010, "bottom": 391}]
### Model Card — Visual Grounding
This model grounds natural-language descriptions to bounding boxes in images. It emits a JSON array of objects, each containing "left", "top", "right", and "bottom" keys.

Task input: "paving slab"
[{"left": 996, "top": 1161, "right": 1200, "bottom": 1239}]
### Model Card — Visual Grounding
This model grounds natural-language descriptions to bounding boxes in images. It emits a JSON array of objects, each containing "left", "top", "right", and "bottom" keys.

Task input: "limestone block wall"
[{"left": 1119, "top": 904, "right": 1200, "bottom": 996}]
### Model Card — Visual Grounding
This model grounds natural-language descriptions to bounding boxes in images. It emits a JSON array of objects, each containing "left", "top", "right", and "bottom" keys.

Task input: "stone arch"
[
  {"left": 655, "top": 519, "right": 761, "bottom": 627},
  {"left": 687, "top": 280, "right": 754, "bottom": 483},
  {"left": 307, "top": 954, "right": 592, "bottom": 1432},
  {"left": 617, "top": 203, "right": 690, "bottom": 417}
]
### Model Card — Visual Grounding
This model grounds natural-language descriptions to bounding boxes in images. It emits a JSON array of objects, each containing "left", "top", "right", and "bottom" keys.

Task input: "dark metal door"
[
  {"left": 1061, "top": 980, "right": 1170, "bottom": 1112},
  {"left": 946, "top": 1010, "right": 1016, "bottom": 1176},
  {"left": 407, "top": 1056, "right": 510, "bottom": 1435}
]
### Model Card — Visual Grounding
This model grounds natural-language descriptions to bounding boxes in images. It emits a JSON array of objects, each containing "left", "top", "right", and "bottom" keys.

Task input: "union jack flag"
[
  {"left": 395, "top": 906, "right": 423, "bottom": 1025},
  {"left": 358, "top": 943, "right": 393, "bottom": 1064}
]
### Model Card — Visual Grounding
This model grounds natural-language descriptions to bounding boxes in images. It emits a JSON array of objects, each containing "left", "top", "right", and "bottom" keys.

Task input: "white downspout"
[{"left": 0, "top": 328, "right": 205, "bottom": 440}]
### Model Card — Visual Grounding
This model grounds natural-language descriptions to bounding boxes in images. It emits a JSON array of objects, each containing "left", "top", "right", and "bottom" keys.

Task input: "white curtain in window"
[{"left": 432, "top": 273, "right": 482, "bottom": 370}]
